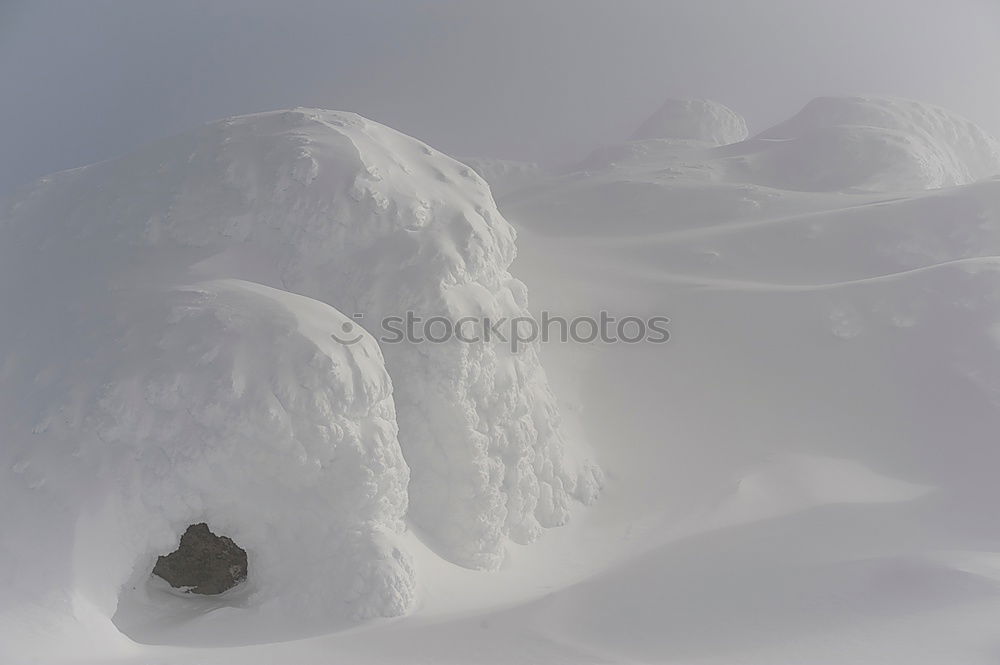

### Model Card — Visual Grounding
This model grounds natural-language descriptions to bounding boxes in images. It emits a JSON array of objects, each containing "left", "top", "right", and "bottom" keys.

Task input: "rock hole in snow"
[{"left": 151, "top": 523, "right": 247, "bottom": 595}]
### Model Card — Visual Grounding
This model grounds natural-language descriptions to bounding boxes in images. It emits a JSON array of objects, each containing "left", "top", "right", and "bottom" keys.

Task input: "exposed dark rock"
[{"left": 152, "top": 523, "right": 247, "bottom": 595}]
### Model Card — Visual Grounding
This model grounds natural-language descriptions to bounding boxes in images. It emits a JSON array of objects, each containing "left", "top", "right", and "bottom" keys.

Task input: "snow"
[
  {"left": 631, "top": 97, "right": 749, "bottom": 146},
  {"left": 579, "top": 95, "right": 1000, "bottom": 193},
  {"left": 5, "top": 94, "right": 1000, "bottom": 664},
  {"left": 745, "top": 96, "right": 1000, "bottom": 191},
  {"left": 0, "top": 109, "right": 598, "bottom": 654},
  {"left": 0, "top": 276, "right": 414, "bottom": 649},
  {"left": 578, "top": 98, "right": 748, "bottom": 171},
  {"left": 461, "top": 157, "right": 546, "bottom": 197}
]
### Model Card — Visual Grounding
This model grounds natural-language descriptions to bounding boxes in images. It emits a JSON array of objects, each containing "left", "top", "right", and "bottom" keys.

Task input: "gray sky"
[{"left": 1, "top": 0, "right": 999, "bottom": 194}]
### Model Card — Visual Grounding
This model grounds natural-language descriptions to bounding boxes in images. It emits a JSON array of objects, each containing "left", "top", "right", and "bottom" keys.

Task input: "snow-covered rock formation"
[
  {"left": 631, "top": 98, "right": 748, "bottom": 146},
  {"left": 0, "top": 274, "right": 414, "bottom": 632},
  {"left": 744, "top": 96, "right": 1000, "bottom": 191},
  {"left": 0, "top": 108, "right": 599, "bottom": 642}
]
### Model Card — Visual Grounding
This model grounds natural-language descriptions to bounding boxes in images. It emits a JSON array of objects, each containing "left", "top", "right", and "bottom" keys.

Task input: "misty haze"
[{"left": 2, "top": 2, "right": 1000, "bottom": 664}]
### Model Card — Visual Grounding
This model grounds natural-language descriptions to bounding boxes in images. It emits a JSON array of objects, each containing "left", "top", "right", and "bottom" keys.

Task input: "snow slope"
[{"left": 5, "top": 95, "right": 1000, "bottom": 663}]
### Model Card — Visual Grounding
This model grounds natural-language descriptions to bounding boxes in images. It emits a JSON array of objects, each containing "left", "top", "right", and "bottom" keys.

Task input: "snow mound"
[
  {"left": 0, "top": 109, "right": 600, "bottom": 648},
  {"left": 631, "top": 98, "right": 748, "bottom": 146},
  {"left": 0, "top": 277, "right": 412, "bottom": 645},
  {"left": 745, "top": 96, "right": 1000, "bottom": 191},
  {"left": 102, "top": 280, "right": 414, "bottom": 619}
]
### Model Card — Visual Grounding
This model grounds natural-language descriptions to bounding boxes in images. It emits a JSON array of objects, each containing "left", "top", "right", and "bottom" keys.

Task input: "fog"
[
  {"left": 7, "top": 3, "right": 1000, "bottom": 663},
  {"left": 1, "top": 0, "right": 998, "bottom": 194}
]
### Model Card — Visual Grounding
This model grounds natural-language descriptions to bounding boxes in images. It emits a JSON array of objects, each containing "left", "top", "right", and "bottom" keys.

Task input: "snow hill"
[
  {"left": 746, "top": 95, "right": 1000, "bottom": 191},
  {"left": 581, "top": 95, "right": 1000, "bottom": 193},
  {"left": 0, "top": 109, "right": 598, "bottom": 654},
  {"left": 631, "top": 97, "right": 748, "bottom": 145},
  {"left": 491, "top": 97, "right": 1000, "bottom": 664},
  {"left": 4, "top": 95, "right": 1000, "bottom": 664}
]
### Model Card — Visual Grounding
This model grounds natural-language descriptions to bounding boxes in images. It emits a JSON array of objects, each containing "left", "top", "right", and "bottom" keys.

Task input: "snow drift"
[
  {"left": 0, "top": 109, "right": 599, "bottom": 647},
  {"left": 107, "top": 281, "right": 411, "bottom": 615},
  {"left": 536, "top": 96, "right": 1000, "bottom": 241},
  {"left": 741, "top": 96, "right": 1000, "bottom": 191},
  {"left": 10, "top": 89, "right": 1000, "bottom": 665},
  {"left": 0, "top": 277, "right": 413, "bottom": 650},
  {"left": 576, "top": 96, "right": 1000, "bottom": 195},
  {"left": 577, "top": 98, "right": 748, "bottom": 172},
  {"left": 492, "top": 96, "right": 1000, "bottom": 665},
  {"left": 631, "top": 98, "right": 748, "bottom": 146}
]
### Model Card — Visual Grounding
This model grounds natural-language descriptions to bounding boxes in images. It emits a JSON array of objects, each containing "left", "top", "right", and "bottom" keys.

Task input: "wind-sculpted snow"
[
  {"left": 107, "top": 281, "right": 415, "bottom": 618},
  {"left": 631, "top": 98, "right": 749, "bottom": 146},
  {"left": 6, "top": 91, "right": 1000, "bottom": 665},
  {"left": 745, "top": 96, "right": 1000, "bottom": 191},
  {"left": 0, "top": 277, "right": 413, "bottom": 638},
  {"left": 575, "top": 96, "right": 1000, "bottom": 199},
  {"left": 0, "top": 108, "right": 599, "bottom": 646},
  {"left": 145, "top": 109, "right": 600, "bottom": 569}
]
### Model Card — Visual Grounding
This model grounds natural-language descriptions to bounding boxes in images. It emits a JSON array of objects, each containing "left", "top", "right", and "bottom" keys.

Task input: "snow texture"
[
  {"left": 9, "top": 93, "right": 1000, "bottom": 664},
  {"left": 746, "top": 95, "right": 1000, "bottom": 191},
  {"left": 631, "top": 97, "right": 749, "bottom": 146},
  {"left": 0, "top": 109, "right": 599, "bottom": 645},
  {"left": 0, "top": 274, "right": 414, "bottom": 630}
]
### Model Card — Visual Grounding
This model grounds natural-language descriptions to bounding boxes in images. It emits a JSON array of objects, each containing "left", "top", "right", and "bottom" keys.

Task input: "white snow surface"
[
  {"left": 0, "top": 109, "right": 598, "bottom": 654},
  {"left": 631, "top": 97, "right": 749, "bottom": 145},
  {"left": 584, "top": 96, "right": 1000, "bottom": 193},
  {"left": 5, "top": 95, "right": 1000, "bottom": 664},
  {"left": 746, "top": 95, "right": 1000, "bottom": 191},
  {"left": 0, "top": 274, "right": 414, "bottom": 647}
]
